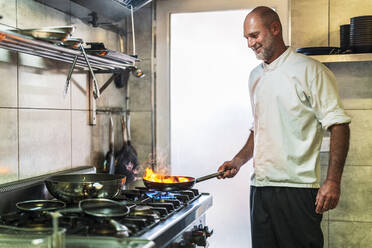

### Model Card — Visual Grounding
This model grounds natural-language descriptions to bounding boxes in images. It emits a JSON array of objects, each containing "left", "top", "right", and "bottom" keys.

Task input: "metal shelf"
[
  {"left": 309, "top": 53, "right": 372, "bottom": 63},
  {"left": 0, "top": 30, "right": 137, "bottom": 126},
  {"left": 0, "top": 30, "right": 136, "bottom": 70}
]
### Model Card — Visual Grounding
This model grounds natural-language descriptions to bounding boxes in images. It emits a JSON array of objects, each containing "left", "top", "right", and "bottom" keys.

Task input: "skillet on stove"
[
  {"left": 143, "top": 171, "right": 224, "bottom": 191},
  {"left": 16, "top": 200, "right": 66, "bottom": 212}
]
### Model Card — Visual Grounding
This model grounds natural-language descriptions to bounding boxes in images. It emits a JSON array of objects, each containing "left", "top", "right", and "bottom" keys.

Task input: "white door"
[{"left": 170, "top": 10, "right": 260, "bottom": 248}]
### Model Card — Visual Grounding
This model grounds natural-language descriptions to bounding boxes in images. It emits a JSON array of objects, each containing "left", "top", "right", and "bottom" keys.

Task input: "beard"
[{"left": 253, "top": 33, "right": 275, "bottom": 62}]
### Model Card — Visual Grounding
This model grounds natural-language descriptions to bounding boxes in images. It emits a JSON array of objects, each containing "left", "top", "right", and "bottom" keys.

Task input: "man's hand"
[
  {"left": 217, "top": 159, "right": 242, "bottom": 179},
  {"left": 315, "top": 179, "right": 341, "bottom": 214}
]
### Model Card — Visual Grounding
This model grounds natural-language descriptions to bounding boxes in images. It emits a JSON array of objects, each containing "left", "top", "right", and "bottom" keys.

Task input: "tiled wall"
[
  {"left": 292, "top": 0, "right": 372, "bottom": 247},
  {"left": 0, "top": 0, "right": 153, "bottom": 183}
]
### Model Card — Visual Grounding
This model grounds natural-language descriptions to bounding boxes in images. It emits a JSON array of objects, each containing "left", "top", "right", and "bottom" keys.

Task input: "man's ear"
[{"left": 270, "top": 21, "right": 281, "bottom": 36}]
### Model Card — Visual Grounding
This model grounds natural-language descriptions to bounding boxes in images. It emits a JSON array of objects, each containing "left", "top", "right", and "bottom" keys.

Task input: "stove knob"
[
  {"left": 203, "top": 226, "right": 213, "bottom": 238},
  {"left": 191, "top": 225, "right": 213, "bottom": 247}
]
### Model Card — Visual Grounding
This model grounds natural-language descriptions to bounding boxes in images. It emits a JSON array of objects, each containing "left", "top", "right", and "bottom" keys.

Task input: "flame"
[{"left": 144, "top": 168, "right": 190, "bottom": 183}]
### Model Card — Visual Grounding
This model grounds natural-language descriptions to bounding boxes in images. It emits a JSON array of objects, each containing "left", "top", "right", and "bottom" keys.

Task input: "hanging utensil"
[
  {"left": 80, "top": 44, "right": 100, "bottom": 98},
  {"left": 103, "top": 116, "right": 115, "bottom": 174},
  {"left": 116, "top": 67, "right": 139, "bottom": 182},
  {"left": 63, "top": 54, "right": 78, "bottom": 97},
  {"left": 115, "top": 115, "right": 138, "bottom": 183}
]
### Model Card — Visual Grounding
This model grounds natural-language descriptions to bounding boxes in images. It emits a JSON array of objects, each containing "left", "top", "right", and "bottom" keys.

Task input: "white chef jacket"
[{"left": 249, "top": 47, "right": 351, "bottom": 188}]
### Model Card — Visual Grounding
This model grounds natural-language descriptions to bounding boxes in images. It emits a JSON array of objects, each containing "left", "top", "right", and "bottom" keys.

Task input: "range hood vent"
[
  {"left": 71, "top": 0, "right": 152, "bottom": 22},
  {"left": 36, "top": 0, "right": 151, "bottom": 31}
]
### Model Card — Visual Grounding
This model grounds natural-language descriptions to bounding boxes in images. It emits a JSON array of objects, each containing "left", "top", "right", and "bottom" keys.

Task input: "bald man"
[{"left": 217, "top": 6, "right": 350, "bottom": 248}]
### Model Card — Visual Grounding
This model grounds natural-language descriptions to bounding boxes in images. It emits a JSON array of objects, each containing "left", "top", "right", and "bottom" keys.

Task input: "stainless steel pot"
[{"left": 45, "top": 174, "right": 126, "bottom": 203}]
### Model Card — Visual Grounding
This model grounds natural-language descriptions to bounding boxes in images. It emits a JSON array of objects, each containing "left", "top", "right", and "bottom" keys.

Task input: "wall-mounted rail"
[{"left": 0, "top": 30, "right": 136, "bottom": 70}]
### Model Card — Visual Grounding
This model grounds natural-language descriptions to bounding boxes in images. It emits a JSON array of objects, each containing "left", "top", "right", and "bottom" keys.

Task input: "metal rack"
[
  {"left": 0, "top": 30, "right": 137, "bottom": 125},
  {"left": 0, "top": 30, "right": 136, "bottom": 70}
]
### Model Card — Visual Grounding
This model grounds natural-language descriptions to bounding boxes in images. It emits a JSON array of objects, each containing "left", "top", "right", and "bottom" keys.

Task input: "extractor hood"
[
  {"left": 36, "top": 0, "right": 152, "bottom": 30},
  {"left": 71, "top": 0, "right": 152, "bottom": 22}
]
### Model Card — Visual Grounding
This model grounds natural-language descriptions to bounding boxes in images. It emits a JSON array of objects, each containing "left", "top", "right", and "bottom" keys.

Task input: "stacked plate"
[
  {"left": 350, "top": 15, "right": 372, "bottom": 53},
  {"left": 340, "top": 24, "right": 350, "bottom": 51},
  {"left": 296, "top": 47, "right": 340, "bottom": 55}
]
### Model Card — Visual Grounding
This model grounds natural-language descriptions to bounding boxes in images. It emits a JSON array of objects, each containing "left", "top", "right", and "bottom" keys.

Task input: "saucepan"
[
  {"left": 143, "top": 171, "right": 224, "bottom": 191},
  {"left": 45, "top": 174, "right": 126, "bottom": 204}
]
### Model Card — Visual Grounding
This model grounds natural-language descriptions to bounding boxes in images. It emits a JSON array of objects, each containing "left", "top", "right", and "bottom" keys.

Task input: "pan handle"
[{"left": 195, "top": 171, "right": 224, "bottom": 183}]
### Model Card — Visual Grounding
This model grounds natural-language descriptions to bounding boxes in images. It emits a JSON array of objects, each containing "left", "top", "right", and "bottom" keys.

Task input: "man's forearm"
[
  {"left": 233, "top": 131, "right": 254, "bottom": 167},
  {"left": 327, "top": 123, "right": 350, "bottom": 183}
]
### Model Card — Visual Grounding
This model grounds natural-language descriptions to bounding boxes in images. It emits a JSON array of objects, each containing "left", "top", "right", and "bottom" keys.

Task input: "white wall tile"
[
  {"left": 71, "top": 72, "right": 89, "bottom": 110},
  {"left": 291, "top": 0, "right": 329, "bottom": 49},
  {"left": 71, "top": 110, "right": 92, "bottom": 166},
  {"left": 19, "top": 109, "right": 71, "bottom": 179},
  {"left": 330, "top": 166, "right": 372, "bottom": 222},
  {"left": 345, "top": 110, "right": 372, "bottom": 166},
  {"left": 17, "top": 0, "right": 68, "bottom": 29},
  {"left": 0, "top": 49, "right": 17, "bottom": 107},
  {"left": 0, "top": 109, "right": 18, "bottom": 183},
  {"left": 0, "top": 0, "right": 16, "bottom": 27},
  {"left": 18, "top": 64, "right": 71, "bottom": 109}
]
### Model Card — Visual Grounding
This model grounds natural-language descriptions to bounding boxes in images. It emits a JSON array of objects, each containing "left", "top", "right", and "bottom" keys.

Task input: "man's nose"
[{"left": 247, "top": 38, "right": 255, "bottom": 48}]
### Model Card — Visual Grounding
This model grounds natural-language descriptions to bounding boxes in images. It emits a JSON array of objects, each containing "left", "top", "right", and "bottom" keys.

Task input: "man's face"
[{"left": 244, "top": 14, "right": 275, "bottom": 62}]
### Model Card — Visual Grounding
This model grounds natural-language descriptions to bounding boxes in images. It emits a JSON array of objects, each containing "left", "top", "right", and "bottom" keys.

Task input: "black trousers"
[{"left": 250, "top": 186, "right": 323, "bottom": 248}]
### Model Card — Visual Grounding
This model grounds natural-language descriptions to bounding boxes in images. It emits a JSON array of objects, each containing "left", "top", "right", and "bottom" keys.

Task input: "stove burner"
[
  {"left": 0, "top": 188, "right": 203, "bottom": 239},
  {"left": 132, "top": 205, "right": 154, "bottom": 214},
  {"left": 146, "top": 191, "right": 177, "bottom": 200}
]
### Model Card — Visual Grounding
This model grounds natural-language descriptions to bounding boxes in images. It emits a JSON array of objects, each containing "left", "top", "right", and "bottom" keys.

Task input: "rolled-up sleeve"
[{"left": 309, "top": 66, "right": 351, "bottom": 130}]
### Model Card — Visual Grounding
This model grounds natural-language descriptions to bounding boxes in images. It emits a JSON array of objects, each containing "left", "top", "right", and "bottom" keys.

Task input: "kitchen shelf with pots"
[
  {"left": 309, "top": 53, "right": 372, "bottom": 63},
  {"left": 0, "top": 30, "right": 138, "bottom": 125},
  {"left": 0, "top": 30, "right": 136, "bottom": 71}
]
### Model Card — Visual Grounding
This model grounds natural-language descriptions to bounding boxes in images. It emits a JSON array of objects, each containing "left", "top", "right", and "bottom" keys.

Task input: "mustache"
[{"left": 252, "top": 45, "right": 262, "bottom": 52}]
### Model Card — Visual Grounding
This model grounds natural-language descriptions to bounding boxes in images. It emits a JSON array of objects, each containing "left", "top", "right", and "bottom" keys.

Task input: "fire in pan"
[{"left": 143, "top": 168, "right": 223, "bottom": 191}]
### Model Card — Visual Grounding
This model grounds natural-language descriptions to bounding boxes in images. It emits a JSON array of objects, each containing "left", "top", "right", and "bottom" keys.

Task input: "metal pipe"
[
  {"left": 0, "top": 40, "right": 114, "bottom": 70},
  {"left": 0, "top": 31, "right": 135, "bottom": 67},
  {"left": 0, "top": 44, "right": 88, "bottom": 69},
  {"left": 131, "top": 5, "right": 136, "bottom": 56}
]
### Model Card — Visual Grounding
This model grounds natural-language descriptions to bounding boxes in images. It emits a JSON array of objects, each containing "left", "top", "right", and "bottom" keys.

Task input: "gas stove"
[{"left": 0, "top": 167, "right": 213, "bottom": 248}]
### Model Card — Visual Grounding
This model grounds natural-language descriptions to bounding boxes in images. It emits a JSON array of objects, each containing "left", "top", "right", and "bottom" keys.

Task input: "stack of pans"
[
  {"left": 340, "top": 24, "right": 350, "bottom": 52},
  {"left": 350, "top": 15, "right": 372, "bottom": 53}
]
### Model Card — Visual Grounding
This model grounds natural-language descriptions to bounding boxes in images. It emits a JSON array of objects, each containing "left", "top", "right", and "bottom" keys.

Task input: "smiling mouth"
[{"left": 253, "top": 48, "right": 261, "bottom": 54}]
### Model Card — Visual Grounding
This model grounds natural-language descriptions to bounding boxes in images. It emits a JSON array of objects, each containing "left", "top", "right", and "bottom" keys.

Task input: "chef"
[{"left": 217, "top": 6, "right": 351, "bottom": 248}]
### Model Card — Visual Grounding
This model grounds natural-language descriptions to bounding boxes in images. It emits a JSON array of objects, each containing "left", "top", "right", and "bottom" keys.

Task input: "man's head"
[{"left": 244, "top": 6, "right": 286, "bottom": 63}]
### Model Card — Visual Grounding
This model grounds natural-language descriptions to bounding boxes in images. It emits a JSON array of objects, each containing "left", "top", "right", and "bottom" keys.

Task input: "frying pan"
[
  {"left": 79, "top": 198, "right": 131, "bottom": 235},
  {"left": 143, "top": 171, "right": 224, "bottom": 191},
  {"left": 79, "top": 198, "right": 131, "bottom": 217},
  {"left": 45, "top": 174, "right": 126, "bottom": 203},
  {"left": 16, "top": 200, "right": 66, "bottom": 212}
]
